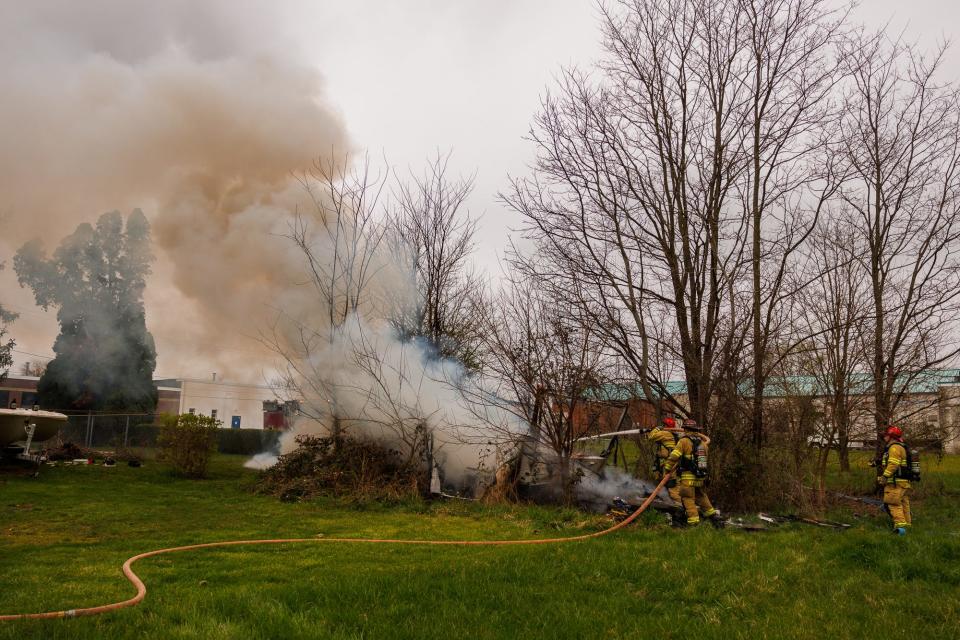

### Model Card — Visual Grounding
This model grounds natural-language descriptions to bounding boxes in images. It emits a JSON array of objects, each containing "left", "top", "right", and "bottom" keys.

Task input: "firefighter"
[
  {"left": 646, "top": 416, "right": 683, "bottom": 521},
  {"left": 877, "top": 425, "right": 912, "bottom": 535},
  {"left": 662, "top": 419, "right": 723, "bottom": 527}
]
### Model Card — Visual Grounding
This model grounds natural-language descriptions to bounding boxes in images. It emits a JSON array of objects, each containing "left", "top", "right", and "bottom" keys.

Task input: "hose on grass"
[{"left": 0, "top": 471, "right": 673, "bottom": 622}]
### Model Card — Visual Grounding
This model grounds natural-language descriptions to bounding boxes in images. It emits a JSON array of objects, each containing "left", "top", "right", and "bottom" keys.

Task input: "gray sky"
[
  {"left": 2, "top": 0, "right": 959, "bottom": 379},
  {"left": 296, "top": 0, "right": 960, "bottom": 267},
  {"left": 300, "top": 1, "right": 605, "bottom": 268}
]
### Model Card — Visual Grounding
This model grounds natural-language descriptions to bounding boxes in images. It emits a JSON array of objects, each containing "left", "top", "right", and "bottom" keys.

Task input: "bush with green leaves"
[{"left": 157, "top": 413, "right": 220, "bottom": 478}]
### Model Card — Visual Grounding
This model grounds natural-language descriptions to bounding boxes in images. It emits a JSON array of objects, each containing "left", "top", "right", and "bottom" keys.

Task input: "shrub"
[
  {"left": 256, "top": 434, "right": 422, "bottom": 502},
  {"left": 128, "top": 424, "right": 160, "bottom": 447},
  {"left": 157, "top": 413, "right": 220, "bottom": 478}
]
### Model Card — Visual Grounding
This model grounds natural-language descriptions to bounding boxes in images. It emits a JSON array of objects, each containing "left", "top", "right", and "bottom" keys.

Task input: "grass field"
[{"left": 2, "top": 453, "right": 959, "bottom": 639}]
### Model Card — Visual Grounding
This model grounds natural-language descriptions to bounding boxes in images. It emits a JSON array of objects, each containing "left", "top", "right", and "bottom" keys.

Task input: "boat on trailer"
[{"left": 0, "top": 408, "right": 68, "bottom": 462}]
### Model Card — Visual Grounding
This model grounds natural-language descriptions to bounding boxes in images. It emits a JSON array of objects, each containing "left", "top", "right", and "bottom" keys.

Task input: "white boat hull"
[{"left": 0, "top": 409, "right": 68, "bottom": 446}]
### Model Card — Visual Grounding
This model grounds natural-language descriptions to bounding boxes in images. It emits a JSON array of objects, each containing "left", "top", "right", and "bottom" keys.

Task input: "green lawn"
[{"left": 2, "top": 453, "right": 959, "bottom": 639}]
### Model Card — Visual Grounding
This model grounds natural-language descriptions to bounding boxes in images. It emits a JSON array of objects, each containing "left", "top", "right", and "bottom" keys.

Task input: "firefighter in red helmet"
[
  {"left": 877, "top": 425, "right": 915, "bottom": 535},
  {"left": 646, "top": 416, "right": 683, "bottom": 521}
]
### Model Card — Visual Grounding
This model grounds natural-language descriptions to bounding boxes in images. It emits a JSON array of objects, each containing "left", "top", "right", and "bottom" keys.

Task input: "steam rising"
[{"left": 576, "top": 467, "right": 664, "bottom": 508}]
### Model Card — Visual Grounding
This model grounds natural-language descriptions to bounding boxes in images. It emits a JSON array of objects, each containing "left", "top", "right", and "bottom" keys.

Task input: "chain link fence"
[{"left": 54, "top": 413, "right": 282, "bottom": 455}]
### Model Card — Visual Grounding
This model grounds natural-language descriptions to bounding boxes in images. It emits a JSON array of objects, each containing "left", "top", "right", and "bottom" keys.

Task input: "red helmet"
[
  {"left": 885, "top": 425, "right": 903, "bottom": 439},
  {"left": 663, "top": 417, "right": 678, "bottom": 430}
]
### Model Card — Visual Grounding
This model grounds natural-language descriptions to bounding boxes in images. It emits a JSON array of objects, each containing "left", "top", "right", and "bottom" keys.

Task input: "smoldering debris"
[
  {"left": 517, "top": 445, "right": 669, "bottom": 511},
  {"left": 576, "top": 467, "right": 664, "bottom": 506}
]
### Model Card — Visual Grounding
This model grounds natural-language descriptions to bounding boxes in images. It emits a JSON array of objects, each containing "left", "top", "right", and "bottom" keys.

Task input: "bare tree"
[
  {"left": 837, "top": 33, "right": 960, "bottom": 448},
  {"left": 737, "top": 0, "right": 847, "bottom": 456},
  {"left": 505, "top": 1, "right": 746, "bottom": 435},
  {"left": 505, "top": 0, "right": 846, "bottom": 464},
  {"left": 784, "top": 218, "right": 870, "bottom": 498},
  {"left": 264, "top": 152, "right": 490, "bottom": 484},
  {"left": 264, "top": 152, "right": 390, "bottom": 441},
  {"left": 292, "top": 152, "right": 390, "bottom": 334},
  {"left": 387, "top": 152, "right": 481, "bottom": 366},
  {"left": 20, "top": 359, "right": 47, "bottom": 377},
  {"left": 795, "top": 218, "right": 871, "bottom": 481},
  {"left": 469, "top": 264, "right": 608, "bottom": 500}
]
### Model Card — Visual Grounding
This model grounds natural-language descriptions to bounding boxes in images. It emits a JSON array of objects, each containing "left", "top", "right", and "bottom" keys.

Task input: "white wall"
[{"left": 177, "top": 379, "right": 279, "bottom": 430}]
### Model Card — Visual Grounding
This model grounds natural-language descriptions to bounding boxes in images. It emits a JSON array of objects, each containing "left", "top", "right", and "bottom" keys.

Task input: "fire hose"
[{"left": 1, "top": 472, "right": 673, "bottom": 622}]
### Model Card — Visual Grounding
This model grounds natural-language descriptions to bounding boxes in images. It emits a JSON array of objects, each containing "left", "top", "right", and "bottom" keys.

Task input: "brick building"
[
  {"left": 0, "top": 374, "right": 297, "bottom": 430},
  {"left": 570, "top": 384, "right": 664, "bottom": 436}
]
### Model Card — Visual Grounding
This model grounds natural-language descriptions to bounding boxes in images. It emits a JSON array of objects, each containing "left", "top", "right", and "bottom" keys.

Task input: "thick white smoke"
[
  {"left": 248, "top": 315, "right": 523, "bottom": 491},
  {"left": 0, "top": 1, "right": 348, "bottom": 379}
]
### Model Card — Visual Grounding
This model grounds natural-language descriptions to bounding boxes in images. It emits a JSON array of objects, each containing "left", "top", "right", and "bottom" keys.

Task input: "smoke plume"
[
  {"left": 0, "top": 1, "right": 348, "bottom": 379},
  {"left": 0, "top": 2, "right": 520, "bottom": 488}
]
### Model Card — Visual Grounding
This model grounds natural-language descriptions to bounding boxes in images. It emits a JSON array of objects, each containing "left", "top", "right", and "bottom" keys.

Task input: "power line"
[{"left": 12, "top": 349, "right": 53, "bottom": 361}]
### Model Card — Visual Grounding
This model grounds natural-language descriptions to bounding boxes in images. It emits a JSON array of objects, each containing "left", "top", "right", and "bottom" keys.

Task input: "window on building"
[
  {"left": 188, "top": 408, "right": 196, "bottom": 415},
  {"left": 211, "top": 409, "right": 218, "bottom": 419}
]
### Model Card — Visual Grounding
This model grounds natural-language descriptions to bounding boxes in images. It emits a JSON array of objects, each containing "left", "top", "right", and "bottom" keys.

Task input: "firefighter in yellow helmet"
[
  {"left": 877, "top": 425, "right": 913, "bottom": 535},
  {"left": 662, "top": 419, "right": 723, "bottom": 527},
  {"left": 646, "top": 416, "right": 683, "bottom": 523}
]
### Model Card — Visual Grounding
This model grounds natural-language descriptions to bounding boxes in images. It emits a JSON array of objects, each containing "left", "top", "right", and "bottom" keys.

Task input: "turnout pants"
[
  {"left": 678, "top": 482, "right": 716, "bottom": 524},
  {"left": 665, "top": 477, "right": 681, "bottom": 504},
  {"left": 883, "top": 484, "right": 912, "bottom": 529},
  {"left": 668, "top": 485, "right": 681, "bottom": 504},
  {"left": 655, "top": 472, "right": 682, "bottom": 505}
]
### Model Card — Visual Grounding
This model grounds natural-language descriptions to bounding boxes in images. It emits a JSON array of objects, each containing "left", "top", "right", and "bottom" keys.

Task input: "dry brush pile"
[{"left": 256, "top": 434, "right": 423, "bottom": 502}]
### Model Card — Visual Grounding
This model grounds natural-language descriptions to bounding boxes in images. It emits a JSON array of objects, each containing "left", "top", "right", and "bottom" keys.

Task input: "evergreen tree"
[
  {"left": 0, "top": 261, "right": 16, "bottom": 382},
  {"left": 14, "top": 210, "right": 158, "bottom": 412}
]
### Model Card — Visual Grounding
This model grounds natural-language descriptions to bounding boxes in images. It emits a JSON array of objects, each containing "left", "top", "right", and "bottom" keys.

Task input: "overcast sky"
[
  {"left": 298, "top": 1, "right": 605, "bottom": 268},
  {"left": 297, "top": 0, "right": 960, "bottom": 268},
  {"left": 3, "top": 0, "right": 959, "bottom": 379}
]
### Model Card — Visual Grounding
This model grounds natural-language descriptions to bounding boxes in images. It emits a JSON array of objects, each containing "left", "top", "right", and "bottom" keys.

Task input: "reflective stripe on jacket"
[
  {"left": 663, "top": 437, "right": 703, "bottom": 486},
  {"left": 647, "top": 428, "right": 677, "bottom": 468},
  {"left": 882, "top": 442, "right": 910, "bottom": 488}
]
